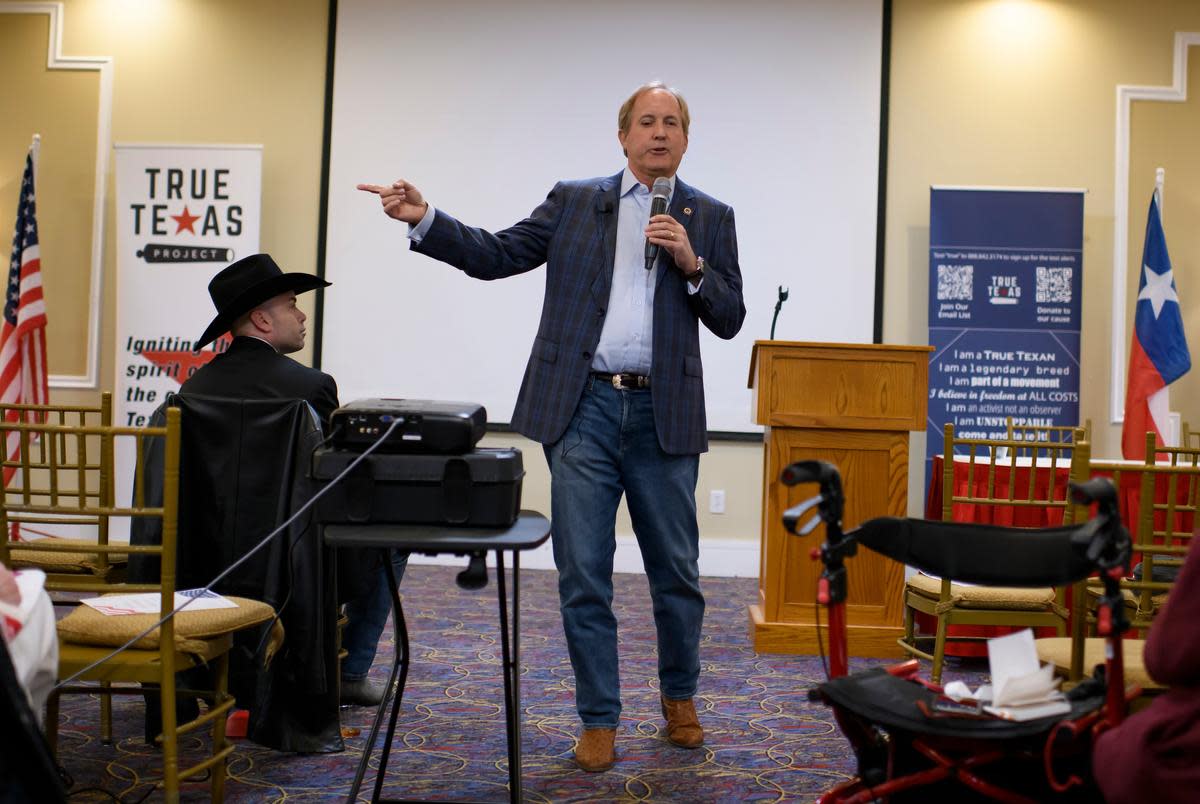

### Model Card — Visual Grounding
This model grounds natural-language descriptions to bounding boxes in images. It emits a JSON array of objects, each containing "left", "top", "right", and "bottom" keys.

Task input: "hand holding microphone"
[
  {"left": 643, "top": 177, "right": 696, "bottom": 276},
  {"left": 643, "top": 177, "right": 672, "bottom": 270}
]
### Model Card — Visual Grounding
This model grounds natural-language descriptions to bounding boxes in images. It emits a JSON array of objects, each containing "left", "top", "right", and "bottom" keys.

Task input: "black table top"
[{"left": 323, "top": 510, "right": 550, "bottom": 555}]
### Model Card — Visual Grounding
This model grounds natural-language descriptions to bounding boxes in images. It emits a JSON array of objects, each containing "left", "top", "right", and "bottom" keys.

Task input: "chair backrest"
[
  {"left": 132, "top": 393, "right": 322, "bottom": 598},
  {"left": 1005, "top": 416, "right": 1092, "bottom": 449},
  {"left": 0, "top": 407, "right": 180, "bottom": 611},
  {"left": 943, "top": 422, "right": 1090, "bottom": 526},
  {"left": 1149, "top": 430, "right": 1200, "bottom": 470},
  {"left": 1070, "top": 451, "right": 1199, "bottom": 680},
  {"left": 1130, "top": 432, "right": 1197, "bottom": 622},
  {"left": 0, "top": 394, "right": 114, "bottom": 587},
  {"left": 1180, "top": 422, "right": 1200, "bottom": 451}
]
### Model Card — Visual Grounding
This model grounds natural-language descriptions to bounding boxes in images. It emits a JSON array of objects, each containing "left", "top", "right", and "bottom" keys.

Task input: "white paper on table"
[{"left": 81, "top": 589, "right": 237, "bottom": 616}]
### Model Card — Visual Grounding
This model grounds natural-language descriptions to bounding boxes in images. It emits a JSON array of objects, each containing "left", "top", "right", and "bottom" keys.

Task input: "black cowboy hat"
[{"left": 195, "top": 253, "right": 330, "bottom": 349}]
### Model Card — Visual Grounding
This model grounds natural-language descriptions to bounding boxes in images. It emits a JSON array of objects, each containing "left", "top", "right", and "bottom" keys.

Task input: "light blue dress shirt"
[{"left": 591, "top": 169, "right": 669, "bottom": 375}]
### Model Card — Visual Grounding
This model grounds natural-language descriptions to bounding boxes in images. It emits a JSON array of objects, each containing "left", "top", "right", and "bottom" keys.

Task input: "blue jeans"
[
  {"left": 342, "top": 549, "right": 410, "bottom": 680},
  {"left": 543, "top": 377, "right": 703, "bottom": 728}
]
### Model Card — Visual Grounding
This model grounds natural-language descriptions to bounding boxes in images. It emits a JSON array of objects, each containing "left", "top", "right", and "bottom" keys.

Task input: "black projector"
[{"left": 329, "top": 398, "right": 486, "bottom": 454}]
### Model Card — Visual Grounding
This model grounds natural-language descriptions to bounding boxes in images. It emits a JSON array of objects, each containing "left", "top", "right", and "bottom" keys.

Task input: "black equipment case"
[
  {"left": 312, "top": 447, "right": 523, "bottom": 527},
  {"left": 330, "top": 399, "right": 486, "bottom": 454}
]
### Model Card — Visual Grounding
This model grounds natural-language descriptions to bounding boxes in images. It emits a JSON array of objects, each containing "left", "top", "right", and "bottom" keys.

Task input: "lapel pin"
[{"left": 683, "top": 207, "right": 693, "bottom": 216}]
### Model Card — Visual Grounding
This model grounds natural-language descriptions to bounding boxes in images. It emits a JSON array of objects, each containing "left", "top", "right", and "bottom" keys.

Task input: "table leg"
[
  {"left": 495, "top": 550, "right": 522, "bottom": 804},
  {"left": 345, "top": 550, "right": 410, "bottom": 804}
]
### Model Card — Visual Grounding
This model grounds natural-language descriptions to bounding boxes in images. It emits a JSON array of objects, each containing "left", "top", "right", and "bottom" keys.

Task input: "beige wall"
[
  {"left": 0, "top": 10, "right": 99, "bottom": 378},
  {"left": 887, "top": 0, "right": 1200, "bottom": 482},
  {"left": 1130, "top": 48, "right": 1200, "bottom": 411}
]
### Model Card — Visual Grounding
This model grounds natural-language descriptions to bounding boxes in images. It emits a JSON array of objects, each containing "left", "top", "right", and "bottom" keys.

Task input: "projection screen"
[{"left": 322, "top": 0, "right": 883, "bottom": 433}]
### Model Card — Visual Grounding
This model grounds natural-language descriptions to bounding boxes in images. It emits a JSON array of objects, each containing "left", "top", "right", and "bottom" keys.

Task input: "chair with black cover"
[
  {"left": 129, "top": 393, "right": 348, "bottom": 752},
  {"left": 0, "top": 407, "right": 276, "bottom": 802},
  {"left": 900, "top": 423, "right": 1088, "bottom": 682},
  {"left": 781, "top": 460, "right": 1133, "bottom": 803}
]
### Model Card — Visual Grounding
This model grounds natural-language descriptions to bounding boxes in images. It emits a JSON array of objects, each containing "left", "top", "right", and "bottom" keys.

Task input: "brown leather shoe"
[
  {"left": 575, "top": 727, "right": 616, "bottom": 772},
  {"left": 661, "top": 695, "right": 704, "bottom": 748}
]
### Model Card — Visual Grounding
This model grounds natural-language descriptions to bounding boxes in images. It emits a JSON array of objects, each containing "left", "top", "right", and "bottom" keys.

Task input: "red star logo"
[
  {"left": 171, "top": 206, "right": 200, "bottom": 234},
  {"left": 141, "top": 336, "right": 230, "bottom": 386}
]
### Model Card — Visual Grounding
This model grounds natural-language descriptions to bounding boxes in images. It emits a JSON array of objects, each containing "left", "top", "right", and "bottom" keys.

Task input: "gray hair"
[{"left": 618, "top": 81, "right": 690, "bottom": 137}]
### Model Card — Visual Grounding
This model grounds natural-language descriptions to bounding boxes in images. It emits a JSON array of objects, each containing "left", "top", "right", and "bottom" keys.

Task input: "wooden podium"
[{"left": 748, "top": 341, "right": 932, "bottom": 657}]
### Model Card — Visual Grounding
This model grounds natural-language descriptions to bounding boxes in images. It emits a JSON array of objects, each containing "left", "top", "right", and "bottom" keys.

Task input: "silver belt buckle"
[{"left": 611, "top": 373, "right": 627, "bottom": 390}]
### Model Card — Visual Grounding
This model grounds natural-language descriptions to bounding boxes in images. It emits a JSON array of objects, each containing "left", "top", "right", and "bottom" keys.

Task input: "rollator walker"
[{"left": 781, "top": 460, "right": 1136, "bottom": 803}]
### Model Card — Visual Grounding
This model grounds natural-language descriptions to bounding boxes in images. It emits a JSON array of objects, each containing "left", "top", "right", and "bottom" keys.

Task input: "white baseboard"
[{"left": 407, "top": 534, "right": 761, "bottom": 578}]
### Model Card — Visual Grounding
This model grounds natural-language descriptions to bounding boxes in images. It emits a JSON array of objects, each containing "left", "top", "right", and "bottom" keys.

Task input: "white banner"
[{"left": 113, "top": 144, "right": 262, "bottom": 539}]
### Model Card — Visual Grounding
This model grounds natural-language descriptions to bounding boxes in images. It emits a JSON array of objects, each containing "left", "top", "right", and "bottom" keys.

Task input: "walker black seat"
[
  {"left": 818, "top": 667, "right": 1103, "bottom": 741},
  {"left": 779, "top": 464, "right": 1132, "bottom": 803}
]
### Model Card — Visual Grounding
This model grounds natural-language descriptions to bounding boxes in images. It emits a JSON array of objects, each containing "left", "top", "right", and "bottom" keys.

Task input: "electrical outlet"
[{"left": 709, "top": 489, "right": 726, "bottom": 514}]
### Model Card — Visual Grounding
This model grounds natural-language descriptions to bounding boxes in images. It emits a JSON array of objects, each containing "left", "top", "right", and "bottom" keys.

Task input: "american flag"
[{"left": 2, "top": 149, "right": 50, "bottom": 484}]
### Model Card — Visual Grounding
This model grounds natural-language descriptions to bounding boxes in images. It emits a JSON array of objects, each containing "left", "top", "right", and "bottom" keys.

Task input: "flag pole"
[
  {"left": 1154, "top": 166, "right": 1164, "bottom": 212},
  {"left": 29, "top": 134, "right": 40, "bottom": 180}
]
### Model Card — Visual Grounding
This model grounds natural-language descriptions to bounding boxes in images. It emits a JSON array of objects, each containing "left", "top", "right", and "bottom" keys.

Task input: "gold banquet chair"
[
  {"left": 1006, "top": 415, "right": 1091, "bottom": 447},
  {"left": 0, "top": 393, "right": 127, "bottom": 741},
  {"left": 1179, "top": 422, "right": 1200, "bottom": 451},
  {"left": 900, "top": 423, "right": 1088, "bottom": 683},
  {"left": 0, "top": 408, "right": 275, "bottom": 802},
  {"left": 1, "top": 393, "right": 119, "bottom": 588},
  {"left": 1039, "top": 435, "right": 1197, "bottom": 689}
]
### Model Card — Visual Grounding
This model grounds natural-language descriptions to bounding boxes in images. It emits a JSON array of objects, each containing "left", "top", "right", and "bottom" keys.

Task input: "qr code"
[
  {"left": 1036, "top": 266, "right": 1072, "bottom": 303},
  {"left": 937, "top": 264, "right": 973, "bottom": 301}
]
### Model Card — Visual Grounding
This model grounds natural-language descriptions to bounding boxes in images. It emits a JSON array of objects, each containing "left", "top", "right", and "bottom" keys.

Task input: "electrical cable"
[{"left": 53, "top": 417, "right": 401, "bottom": 690}]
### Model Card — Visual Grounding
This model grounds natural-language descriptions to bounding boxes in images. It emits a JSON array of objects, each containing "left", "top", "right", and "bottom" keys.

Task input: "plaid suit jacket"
[{"left": 414, "top": 171, "right": 745, "bottom": 455}]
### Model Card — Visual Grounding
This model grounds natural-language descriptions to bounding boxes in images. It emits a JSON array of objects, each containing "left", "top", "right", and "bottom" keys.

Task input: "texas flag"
[{"left": 1122, "top": 193, "right": 1191, "bottom": 459}]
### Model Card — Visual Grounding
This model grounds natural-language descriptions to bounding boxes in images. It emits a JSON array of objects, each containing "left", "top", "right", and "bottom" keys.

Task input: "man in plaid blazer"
[{"left": 360, "top": 81, "right": 745, "bottom": 772}]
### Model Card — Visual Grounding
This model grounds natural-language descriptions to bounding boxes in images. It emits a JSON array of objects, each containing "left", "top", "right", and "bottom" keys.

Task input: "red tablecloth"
[{"left": 920, "top": 455, "right": 1195, "bottom": 656}]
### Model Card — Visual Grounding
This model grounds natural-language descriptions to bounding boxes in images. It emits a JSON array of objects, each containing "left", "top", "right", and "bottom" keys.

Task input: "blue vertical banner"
[{"left": 927, "top": 188, "right": 1085, "bottom": 472}]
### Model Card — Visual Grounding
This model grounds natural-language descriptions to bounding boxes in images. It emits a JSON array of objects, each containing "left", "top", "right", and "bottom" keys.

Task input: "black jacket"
[
  {"left": 180, "top": 336, "right": 339, "bottom": 431},
  {"left": 130, "top": 394, "right": 345, "bottom": 752}
]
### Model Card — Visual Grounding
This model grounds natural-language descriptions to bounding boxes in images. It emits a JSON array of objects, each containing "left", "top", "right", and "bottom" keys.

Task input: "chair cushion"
[
  {"left": 9, "top": 536, "right": 128, "bottom": 573},
  {"left": 1086, "top": 585, "right": 1170, "bottom": 620},
  {"left": 907, "top": 573, "right": 1059, "bottom": 611},
  {"left": 1035, "top": 636, "right": 1164, "bottom": 692},
  {"left": 57, "top": 595, "right": 275, "bottom": 653}
]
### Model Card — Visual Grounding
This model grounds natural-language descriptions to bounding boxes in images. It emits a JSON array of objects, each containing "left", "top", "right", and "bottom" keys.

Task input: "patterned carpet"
[{"left": 54, "top": 564, "right": 988, "bottom": 802}]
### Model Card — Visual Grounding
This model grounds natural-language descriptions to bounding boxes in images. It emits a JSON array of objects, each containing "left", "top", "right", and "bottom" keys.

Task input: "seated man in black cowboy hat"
[
  {"left": 185, "top": 253, "right": 338, "bottom": 427},
  {"left": 183, "top": 254, "right": 402, "bottom": 708}
]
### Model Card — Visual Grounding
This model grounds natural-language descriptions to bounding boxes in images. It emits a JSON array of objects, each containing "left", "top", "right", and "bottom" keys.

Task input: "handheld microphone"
[{"left": 644, "top": 177, "right": 671, "bottom": 270}]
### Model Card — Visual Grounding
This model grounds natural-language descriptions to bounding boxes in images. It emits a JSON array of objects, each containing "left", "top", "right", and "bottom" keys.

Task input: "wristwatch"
[{"left": 685, "top": 256, "right": 705, "bottom": 281}]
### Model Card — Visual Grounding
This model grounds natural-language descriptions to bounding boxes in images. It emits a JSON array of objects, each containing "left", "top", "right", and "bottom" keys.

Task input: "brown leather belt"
[{"left": 591, "top": 371, "right": 651, "bottom": 390}]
